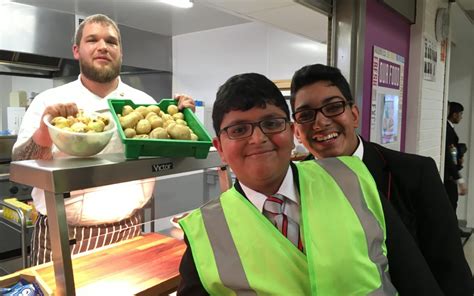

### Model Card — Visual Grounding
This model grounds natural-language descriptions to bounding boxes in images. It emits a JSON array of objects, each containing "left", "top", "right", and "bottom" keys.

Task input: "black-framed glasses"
[
  {"left": 292, "top": 101, "right": 348, "bottom": 124},
  {"left": 219, "top": 117, "right": 289, "bottom": 140}
]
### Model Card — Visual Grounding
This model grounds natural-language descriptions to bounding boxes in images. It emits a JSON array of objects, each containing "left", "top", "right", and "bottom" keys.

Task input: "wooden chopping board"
[{"left": 31, "top": 233, "right": 186, "bottom": 295}]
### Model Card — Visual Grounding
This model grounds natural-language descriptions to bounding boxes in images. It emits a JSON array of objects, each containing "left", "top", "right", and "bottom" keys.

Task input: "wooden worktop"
[{"left": 1, "top": 233, "right": 186, "bottom": 295}]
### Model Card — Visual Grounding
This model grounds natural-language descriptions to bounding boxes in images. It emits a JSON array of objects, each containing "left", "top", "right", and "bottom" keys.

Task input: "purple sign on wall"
[
  {"left": 370, "top": 46, "right": 404, "bottom": 151},
  {"left": 378, "top": 58, "right": 401, "bottom": 89}
]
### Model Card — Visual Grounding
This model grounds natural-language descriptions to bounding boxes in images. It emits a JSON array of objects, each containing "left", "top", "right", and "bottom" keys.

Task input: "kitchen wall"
[
  {"left": 406, "top": 0, "right": 449, "bottom": 168},
  {"left": 172, "top": 21, "right": 327, "bottom": 115},
  {"left": 0, "top": 76, "right": 11, "bottom": 131},
  {"left": 0, "top": 75, "right": 53, "bottom": 131}
]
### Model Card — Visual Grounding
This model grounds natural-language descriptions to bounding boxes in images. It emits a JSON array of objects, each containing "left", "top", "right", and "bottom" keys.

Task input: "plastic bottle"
[
  {"left": 450, "top": 145, "right": 458, "bottom": 164},
  {"left": 195, "top": 100, "right": 205, "bottom": 124}
]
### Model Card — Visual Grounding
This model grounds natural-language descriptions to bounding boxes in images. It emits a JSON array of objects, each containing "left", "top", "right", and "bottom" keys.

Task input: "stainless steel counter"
[
  {"left": 10, "top": 150, "right": 223, "bottom": 192},
  {"left": 8, "top": 150, "right": 226, "bottom": 295}
]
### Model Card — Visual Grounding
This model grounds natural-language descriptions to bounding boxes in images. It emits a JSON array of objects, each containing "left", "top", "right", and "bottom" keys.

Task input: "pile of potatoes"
[
  {"left": 118, "top": 104, "right": 198, "bottom": 141},
  {"left": 51, "top": 111, "right": 110, "bottom": 133}
]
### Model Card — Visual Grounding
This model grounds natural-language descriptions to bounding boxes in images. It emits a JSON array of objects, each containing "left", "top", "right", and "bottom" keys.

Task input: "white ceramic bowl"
[{"left": 44, "top": 112, "right": 115, "bottom": 157}]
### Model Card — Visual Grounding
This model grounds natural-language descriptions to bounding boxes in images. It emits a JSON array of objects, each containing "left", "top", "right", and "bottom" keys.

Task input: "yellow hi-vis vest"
[{"left": 180, "top": 156, "right": 397, "bottom": 295}]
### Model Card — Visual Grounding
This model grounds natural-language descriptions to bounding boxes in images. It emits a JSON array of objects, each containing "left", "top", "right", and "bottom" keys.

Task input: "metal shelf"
[
  {"left": 10, "top": 150, "right": 223, "bottom": 193},
  {"left": 8, "top": 150, "right": 225, "bottom": 295},
  {"left": 0, "top": 201, "right": 34, "bottom": 269}
]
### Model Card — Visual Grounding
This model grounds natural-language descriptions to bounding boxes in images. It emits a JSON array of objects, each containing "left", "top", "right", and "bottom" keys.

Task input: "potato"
[
  {"left": 66, "top": 116, "right": 77, "bottom": 126},
  {"left": 87, "top": 119, "right": 105, "bottom": 132},
  {"left": 135, "top": 106, "right": 149, "bottom": 117},
  {"left": 122, "top": 105, "right": 134, "bottom": 116},
  {"left": 70, "top": 122, "right": 88, "bottom": 133},
  {"left": 167, "top": 105, "right": 179, "bottom": 115},
  {"left": 147, "top": 105, "right": 161, "bottom": 114},
  {"left": 149, "top": 116, "right": 163, "bottom": 129},
  {"left": 128, "top": 111, "right": 143, "bottom": 120},
  {"left": 163, "top": 120, "right": 175, "bottom": 129},
  {"left": 161, "top": 114, "right": 173, "bottom": 122},
  {"left": 124, "top": 128, "right": 136, "bottom": 138},
  {"left": 190, "top": 133, "right": 199, "bottom": 141},
  {"left": 133, "top": 134, "right": 149, "bottom": 139},
  {"left": 172, "top": 112, "right": 184, "bottom": 120},
  {"left": 149, "top": 127, "right": 169, "bottom": 139},
  {"left": 55, "top": 123, "right": 70, "bottom": 129},
  {"left": 145, "top": 112, "right": 158, "bottom": 120},
  {"left": 136, "top": 119, "right": 152, "bottom": 134},
  {"left": 175, "top": 119, "right": 187, "bottom": 126},
  {"left": 168, "top": 123, "right": 191, "bottom": 140},
  {"left": 166, "top": 122, "right": 176, "bottom": 132},
  {"left": 98, "top": 115, "right": 109, "bottom": 126},
  {"left": 120, "top": 112, "right": 142, "bottom": 129},
  {"left": 76, "top": 114, "right": 91, "bottom": 125},
  {"left": 52, "top": 116, "right": 67, "bottom": 125},
  {"left": 52, "top": 117, "right": 69, "bottom": 129},
  {"left": 159, "top": 111, "right": 165, "bottom": 117}
]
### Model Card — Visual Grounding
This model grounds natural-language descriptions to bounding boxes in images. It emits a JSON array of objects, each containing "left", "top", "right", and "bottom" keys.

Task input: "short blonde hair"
[{"left": 74, "top": 14, "right": 121, "bottom": 46}]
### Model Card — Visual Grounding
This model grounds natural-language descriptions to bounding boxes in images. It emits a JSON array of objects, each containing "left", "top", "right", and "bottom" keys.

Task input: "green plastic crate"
[{"left": 108, "top": 99, "right": 213, "bottom": 159}]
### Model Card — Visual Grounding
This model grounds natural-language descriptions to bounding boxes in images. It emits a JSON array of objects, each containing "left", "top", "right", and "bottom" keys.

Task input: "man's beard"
[{"left": 80, "top": 58, "right": 121, "bottom": 83}]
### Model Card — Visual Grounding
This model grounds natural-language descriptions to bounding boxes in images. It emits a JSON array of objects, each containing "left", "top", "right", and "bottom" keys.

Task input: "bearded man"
[{"left": 12, "top": 14, "right": 194, "bottom": 265}]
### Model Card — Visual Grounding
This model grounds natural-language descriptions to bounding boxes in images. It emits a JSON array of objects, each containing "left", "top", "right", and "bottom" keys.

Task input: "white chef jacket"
[{"left": 12, "top": 75, "right": 157, "bottom": 226}]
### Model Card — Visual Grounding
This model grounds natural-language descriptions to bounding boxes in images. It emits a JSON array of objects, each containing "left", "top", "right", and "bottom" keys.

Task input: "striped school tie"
[{"left": 263, "top": 193, "right": 303, "bottom": 251}]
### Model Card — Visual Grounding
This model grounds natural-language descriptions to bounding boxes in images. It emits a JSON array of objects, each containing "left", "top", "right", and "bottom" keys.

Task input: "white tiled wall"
[
  {"left": 418, "top": 0, "right": 448, "bottom": 166},
  {"left": 407, "top": 0, "right": 449, "bottom": 168}
]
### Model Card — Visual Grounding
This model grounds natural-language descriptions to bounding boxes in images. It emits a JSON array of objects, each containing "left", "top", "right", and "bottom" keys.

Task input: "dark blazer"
[
  {"left": 362, "top": 139, "right": 472, "bottom": 295},
  {"left": 177, "top": 162, "right": 443, "bottom": 296}
]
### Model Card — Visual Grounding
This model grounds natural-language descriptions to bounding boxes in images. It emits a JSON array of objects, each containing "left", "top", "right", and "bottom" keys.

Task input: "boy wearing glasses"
[
  {"left": 290, "top": 64, "right": 472, "bottom": 295},
  {"left": 177, "top": 73, "right": 442, "bottom": 295}
]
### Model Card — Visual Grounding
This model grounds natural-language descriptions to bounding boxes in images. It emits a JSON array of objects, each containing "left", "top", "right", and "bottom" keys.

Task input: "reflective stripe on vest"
[
  {"left": 201, "top": 200, "right": 257, "bottom": 296},
  {"left": 317, "top": 157, "right": 396, "bottom": 295},
  {"left": 181, "top": 156, "right": 397, "bottom": 295},
  {"left": 182, "top": 191, "right": 311, "bottom": 295}
]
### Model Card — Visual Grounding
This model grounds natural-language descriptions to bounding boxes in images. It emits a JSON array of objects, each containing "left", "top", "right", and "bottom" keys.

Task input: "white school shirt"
[{"left": 240, "top": 166, "right": 300, "bottom": 224}]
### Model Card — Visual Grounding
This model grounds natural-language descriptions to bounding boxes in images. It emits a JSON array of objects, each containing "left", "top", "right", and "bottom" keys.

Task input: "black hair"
[
  {"left": 448, "top": 101, "right": 464, "bottom": 118},
  {"left": 212, "top": 73, "right": 289, "bottom": 135},
  {"left": 290, "top": 64, "right": 353, "bottom": 112}
]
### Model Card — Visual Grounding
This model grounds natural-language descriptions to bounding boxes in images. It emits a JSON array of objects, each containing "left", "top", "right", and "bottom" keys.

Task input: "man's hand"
[
  {"left": 174, "top": 93, "right": 195, "bottom": 112},
  {"left": 34, "top": 103, "right": 79, "bottom": 147},
  {"left": 459, "top": 182, "right": 468, "bottom": 196}
]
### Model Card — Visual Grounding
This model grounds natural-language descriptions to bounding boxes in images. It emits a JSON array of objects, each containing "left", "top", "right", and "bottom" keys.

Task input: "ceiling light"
[{"left": 159, "top": 0, "right": 193, "bottom": 9}]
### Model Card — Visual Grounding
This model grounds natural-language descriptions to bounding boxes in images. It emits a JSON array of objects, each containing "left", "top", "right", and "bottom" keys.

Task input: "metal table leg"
[{"left": 44, "top": 190, "right": 76, "bottom": 296}]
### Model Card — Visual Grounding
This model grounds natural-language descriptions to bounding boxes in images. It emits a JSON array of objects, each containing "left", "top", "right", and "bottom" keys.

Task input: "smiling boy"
[
  {"left": 290, "top": 64, "right": 472, "bottom": 295},
  {"left": 177, "top": 73, "right": 442, "bottom": 295}
]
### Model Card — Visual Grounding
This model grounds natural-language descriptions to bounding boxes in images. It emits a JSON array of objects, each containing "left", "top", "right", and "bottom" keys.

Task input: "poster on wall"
[
  {"left": 370, "top": 46, "right": 404, "bottom": 151},
  {"left": 424, "top": 37, "right": 438, "bottom": 81}
]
